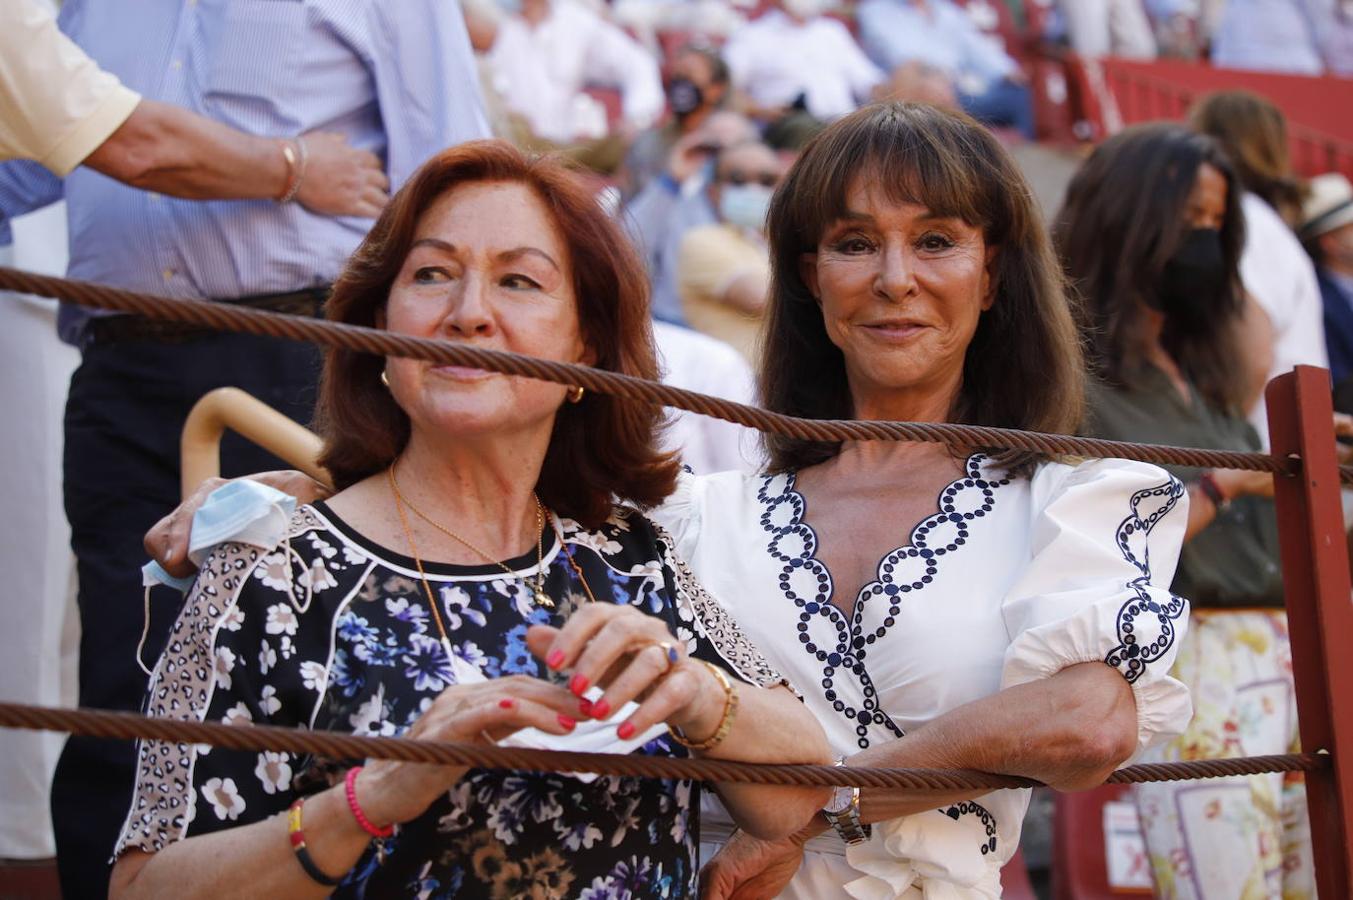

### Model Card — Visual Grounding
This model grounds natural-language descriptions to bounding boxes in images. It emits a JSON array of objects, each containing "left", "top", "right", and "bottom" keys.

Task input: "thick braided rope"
[
  {"left": 3, "top": 267, "right": 1335, "bottom": 481},
  {"left": 0, "top": 703, "right": 1327, "bottom": 789}
]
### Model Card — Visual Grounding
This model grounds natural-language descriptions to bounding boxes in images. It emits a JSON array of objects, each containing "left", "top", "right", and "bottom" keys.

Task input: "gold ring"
[{"left": 644, "top": 640, "right": 681, "bottom": 673}]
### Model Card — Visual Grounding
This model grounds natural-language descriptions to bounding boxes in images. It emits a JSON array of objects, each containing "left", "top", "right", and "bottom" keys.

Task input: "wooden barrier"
[{"left": 1267, "top": 366, "right": 1353, "bottom": 898}]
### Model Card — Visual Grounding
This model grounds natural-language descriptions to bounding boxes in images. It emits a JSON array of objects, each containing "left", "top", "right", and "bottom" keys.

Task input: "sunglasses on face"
[{"left": 720, "top": 170, "right": 779, "bottom": 188}]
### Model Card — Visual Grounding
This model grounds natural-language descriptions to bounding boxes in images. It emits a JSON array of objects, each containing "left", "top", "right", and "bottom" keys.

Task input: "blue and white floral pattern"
[{"left": 116, "top": 503, "right": 780, "bottom": 898}]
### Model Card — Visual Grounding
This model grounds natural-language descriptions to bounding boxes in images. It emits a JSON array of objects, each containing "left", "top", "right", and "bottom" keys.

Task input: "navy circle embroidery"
[
  {"left": 757, "top": 454, "right": 1010, "bottom": 749},
  {"left": 1104, "top": 477, "right": 1188, "bottom": 683},
  {"left": 942, "top": 801, "right": 999, "bottom": 855}
]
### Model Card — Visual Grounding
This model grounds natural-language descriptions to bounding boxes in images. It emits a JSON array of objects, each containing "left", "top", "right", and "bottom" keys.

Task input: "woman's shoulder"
[{"left": 192, "top": 503, "right": 371, "bottom": 616}]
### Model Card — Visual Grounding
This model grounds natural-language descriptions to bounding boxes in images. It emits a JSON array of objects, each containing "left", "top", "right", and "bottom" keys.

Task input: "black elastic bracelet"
[{"left": 1197, "top": 471, "right": 1230, "bottom": 513}]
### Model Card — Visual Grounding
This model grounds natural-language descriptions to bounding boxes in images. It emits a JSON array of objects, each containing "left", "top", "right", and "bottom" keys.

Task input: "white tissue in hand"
[{"left": 452, "top": 656, "right": 665, "bottom": 783}]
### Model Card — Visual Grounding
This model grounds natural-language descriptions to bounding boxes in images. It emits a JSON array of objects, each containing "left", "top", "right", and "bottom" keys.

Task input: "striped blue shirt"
[{"left": 0, "top": 0, "right": 490, "bottom": 343}]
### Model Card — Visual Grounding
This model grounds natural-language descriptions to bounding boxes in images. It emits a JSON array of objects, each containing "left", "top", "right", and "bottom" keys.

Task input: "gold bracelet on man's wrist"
[{"left": 667, "top": 661, "right": 738, "bottom": 752}]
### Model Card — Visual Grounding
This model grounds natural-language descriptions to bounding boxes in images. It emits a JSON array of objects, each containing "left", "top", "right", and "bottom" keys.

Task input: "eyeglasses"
[{"left": 720, "top": 170, "right": 779, "bottom": 188}]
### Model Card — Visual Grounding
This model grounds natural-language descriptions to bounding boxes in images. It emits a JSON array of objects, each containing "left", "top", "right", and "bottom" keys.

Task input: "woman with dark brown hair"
[
  {"left": 108, "top": 140, "right": 829, "bottom": 899},
  {"left": 1059, "top": 122, "right": 1310, "bottom": 900},
  {"left": 672, "top": 102, "right": 1193, "bottom": 899}
]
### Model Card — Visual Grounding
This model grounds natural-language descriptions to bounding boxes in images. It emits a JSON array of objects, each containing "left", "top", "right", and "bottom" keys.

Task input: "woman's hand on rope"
[
  {"left": 295, "top": 131, "right": 389, "bottom": 218},
  {"left": 145, "top": 470, "right": 331, "bottom": 579},
  {"left": 699, "top": 829, "right": 808, "bottom": 900},
  {"left": 527, "top": 606, "right": 727, "bottom": 745},
  {"left": 354, "top": 676, "right": 588, "bottom": 829},
  {"left": 1210, "top": 467, "right": 1275, "bottom": 501}
]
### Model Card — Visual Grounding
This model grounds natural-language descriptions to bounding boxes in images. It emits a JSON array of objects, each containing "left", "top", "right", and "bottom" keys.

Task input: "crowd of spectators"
[{"left": 3, "top": 0, "right": 1352, "bottom": 897}]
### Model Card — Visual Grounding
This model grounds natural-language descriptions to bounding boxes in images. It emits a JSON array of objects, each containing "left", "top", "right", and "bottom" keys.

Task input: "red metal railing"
[{"left": 1067, "top": 56, "right": 1353, "bottom": 179}]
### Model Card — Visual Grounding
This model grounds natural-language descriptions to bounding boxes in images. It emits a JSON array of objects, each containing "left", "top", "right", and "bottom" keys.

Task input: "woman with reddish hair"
[{"left": 109, "top": 140, "right": 829, "bottom": 899}]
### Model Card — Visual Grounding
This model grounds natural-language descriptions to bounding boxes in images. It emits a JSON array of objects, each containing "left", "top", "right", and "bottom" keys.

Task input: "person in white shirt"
[
  {"left": 487, "top": 0, "right": 665, "bottom": 144},
  {"left": 1192, "top": 92, "right": 1328, "bottom": 446},
  {"left": 653, "top": 321, "right": 761, "bottom": 474},
  {"left": 1055, "top": 0, "right": 1158, "bottom": 58},
  {"left": 723, "top": 0, "right": 885, "bottom": 123}
]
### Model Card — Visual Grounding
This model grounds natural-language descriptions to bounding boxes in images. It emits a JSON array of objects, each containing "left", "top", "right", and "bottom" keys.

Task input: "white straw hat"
[{"left": 1299, "top": 173, "right": 1353, "bottom": 241}]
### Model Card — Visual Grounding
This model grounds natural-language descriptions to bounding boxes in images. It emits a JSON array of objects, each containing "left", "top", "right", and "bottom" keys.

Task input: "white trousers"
[
  {"left": 1058, "top": 0, "right": 1158, "bottom": 58},
  {"left": 0, "top": 205, "right": 80, "bottom": 859}
]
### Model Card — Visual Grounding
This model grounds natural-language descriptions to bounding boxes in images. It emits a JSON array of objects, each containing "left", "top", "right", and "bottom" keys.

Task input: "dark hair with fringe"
[
  {"left": 759, "top": 102, "right": 1085, "bottom": 474},
  {"left": 315, "top": 140, "right": 678, "bottom": 528},
  {"left": 1055, "top": 123, "right": 1248, "bottom": 414}
]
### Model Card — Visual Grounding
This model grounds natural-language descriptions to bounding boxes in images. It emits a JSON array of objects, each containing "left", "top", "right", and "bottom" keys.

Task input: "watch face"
[{"left": 826, "top": 785, "right": 854, "bottom": 815}]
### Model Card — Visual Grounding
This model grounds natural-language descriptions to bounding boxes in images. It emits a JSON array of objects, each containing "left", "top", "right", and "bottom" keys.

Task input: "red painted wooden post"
[{"left": 1266, "top": 366, "right": 1353, "bottom": 898}]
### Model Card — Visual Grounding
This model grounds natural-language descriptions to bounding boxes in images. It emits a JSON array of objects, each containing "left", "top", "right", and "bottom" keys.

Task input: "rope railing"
[
  {"left": 0, "top": 267, "right": 1342, "bottom": 799},
  {"left": 4, "top": 267, "right": 1345, "bottom": 482},
  {"left": 0, "top": 702, "right": 1328, "bottom": 790}
]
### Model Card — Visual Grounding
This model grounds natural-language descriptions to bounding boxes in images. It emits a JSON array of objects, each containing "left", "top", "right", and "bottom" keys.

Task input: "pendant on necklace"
[{"left": 534, "top": 589, "right": 554, "bottom": 609}]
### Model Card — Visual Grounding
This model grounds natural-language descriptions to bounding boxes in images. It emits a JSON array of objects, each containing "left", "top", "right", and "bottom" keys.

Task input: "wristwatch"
[{"left": 823, "top": 758, "right": 871, "bottom": 845}]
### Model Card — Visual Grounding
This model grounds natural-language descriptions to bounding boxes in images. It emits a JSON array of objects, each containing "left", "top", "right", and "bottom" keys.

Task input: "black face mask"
[
  {"left": 667, "top": 77, "right": 704, "bottom": 119},
  {"left": 1153, "top": 227, "right": 1230, "bottom": 335}
]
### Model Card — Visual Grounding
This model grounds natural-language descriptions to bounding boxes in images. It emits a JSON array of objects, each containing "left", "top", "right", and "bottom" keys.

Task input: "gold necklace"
[{"left": 387, "top": 467, "right": 553, "bottom": 609}]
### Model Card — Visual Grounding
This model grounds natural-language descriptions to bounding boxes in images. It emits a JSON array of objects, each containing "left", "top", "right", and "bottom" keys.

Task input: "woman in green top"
[{"left": 1054, "top": 123, "right": 1308, "bottom": 900}]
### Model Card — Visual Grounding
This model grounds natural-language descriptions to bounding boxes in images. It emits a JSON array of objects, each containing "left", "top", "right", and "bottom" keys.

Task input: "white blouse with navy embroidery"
[{"left": 657, "top": 454, "right": 1193, "bottom": 900}]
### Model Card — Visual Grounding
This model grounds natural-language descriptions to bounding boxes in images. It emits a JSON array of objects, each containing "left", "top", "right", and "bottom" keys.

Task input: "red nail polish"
[
  {"left": 617, "top": 721, "right": 635, "bottom": 740},
  {"left": 499, "top": 698, "right": 515, "bottom": 709},
  {"left": 569, "top": 673, "right": 589, "bottom": 696},
  {"left": 546, "top": 650, "right": 566, "bottom": 670},
  {"left": 578, "top": 699, "right": 593, "bottom": 717},
  {"left": 591, "top": 699, "right": 611, "bottom": 720},
  {"left": 558, "top": 714, "right": 577, "bottom": 731}
]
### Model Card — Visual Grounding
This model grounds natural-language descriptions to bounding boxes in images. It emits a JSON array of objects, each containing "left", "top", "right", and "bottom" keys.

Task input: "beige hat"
[{"left": 1300, "top": 173, "right": 1353, "bottom": 241}]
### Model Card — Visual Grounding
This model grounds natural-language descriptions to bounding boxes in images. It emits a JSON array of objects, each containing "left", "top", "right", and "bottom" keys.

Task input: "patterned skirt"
[{"left": 1133, "top": 609, "right": 1315, "bottom": 900}]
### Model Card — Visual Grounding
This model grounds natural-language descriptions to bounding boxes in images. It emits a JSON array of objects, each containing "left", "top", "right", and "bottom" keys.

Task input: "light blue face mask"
[
  {"left": 718, "top": 183, "right": 773, "bottom": 234},
  {"left": 141, "top": 480, "right": 298, "bottom": 592}
]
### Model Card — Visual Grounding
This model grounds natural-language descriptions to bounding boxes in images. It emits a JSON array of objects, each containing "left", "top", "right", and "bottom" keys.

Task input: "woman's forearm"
[
  {"left": 704, "top": 685, "right": 833, "bottom": 840},
  {"left": 110, "top": 786, "right": 371, "bottom": 900},
  {"left": 848, "top": 662, "right": 1139, "bottom": 825}
]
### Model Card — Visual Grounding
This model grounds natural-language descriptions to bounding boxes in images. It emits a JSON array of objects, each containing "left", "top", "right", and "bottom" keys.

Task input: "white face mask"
[
  {"left": 781, "top": 0, "right": 825, "bottom": 19},
  {"left": 718, "top": 183, "right": 773, "bottom": 233}
]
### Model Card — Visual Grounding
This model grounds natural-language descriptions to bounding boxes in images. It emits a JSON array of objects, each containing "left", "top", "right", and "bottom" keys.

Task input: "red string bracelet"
[{"left": 344, "top": 766, "right": 394, "bottom": 839}]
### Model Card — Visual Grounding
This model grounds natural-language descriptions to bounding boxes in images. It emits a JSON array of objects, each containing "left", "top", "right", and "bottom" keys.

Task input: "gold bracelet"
[{"left": 668, "top": 661, "right": 738, "bottom": 752}]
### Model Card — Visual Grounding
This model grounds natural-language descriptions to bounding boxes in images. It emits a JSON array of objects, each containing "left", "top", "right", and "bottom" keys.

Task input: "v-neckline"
[{"left": 786, "top": 452, "right": 1001, "bottom": 625}]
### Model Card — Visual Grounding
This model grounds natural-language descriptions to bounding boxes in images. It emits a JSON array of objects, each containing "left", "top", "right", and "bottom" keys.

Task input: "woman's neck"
[
  {"left": 1138, "top": 306, "right": 1191, "bottom": 402},
  {"left": 390, "top": 428, "right": 550, "bottom": 556},
  {"left": 820, "top": 380, "right": 963, "bottom": 476}
]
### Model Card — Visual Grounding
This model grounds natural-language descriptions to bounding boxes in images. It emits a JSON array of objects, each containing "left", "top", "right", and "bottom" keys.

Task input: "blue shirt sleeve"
[
  {"left": 0, "top": 161, "right": 65, "bottom": 246},
  {"left": 366, "top": 0, "right": 491, "bottom": 190}
]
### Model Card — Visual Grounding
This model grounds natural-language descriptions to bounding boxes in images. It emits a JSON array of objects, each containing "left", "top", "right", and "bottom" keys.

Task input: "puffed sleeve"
[
  {"left": 1000, "top": 459, "right": 1193, "bottom": 755},
  {"left": 647, "top": 469, "right": 706, "bottom": 563}
]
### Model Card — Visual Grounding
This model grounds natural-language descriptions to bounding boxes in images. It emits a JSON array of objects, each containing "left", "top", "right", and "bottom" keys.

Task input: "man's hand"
[
  {"left": 144, "top": 470, "right": 331, "bottom": 578},
  {"left": 700, "top": 830, "right": 808, "bottom": 900},
  {"left": 295, "top": 131, "right": 389, "bottom": 218}
]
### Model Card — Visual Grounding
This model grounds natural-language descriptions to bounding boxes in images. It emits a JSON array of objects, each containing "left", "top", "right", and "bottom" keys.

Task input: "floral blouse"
[{"left": 115, "top": 502, "right": 784, "bottom": 898}]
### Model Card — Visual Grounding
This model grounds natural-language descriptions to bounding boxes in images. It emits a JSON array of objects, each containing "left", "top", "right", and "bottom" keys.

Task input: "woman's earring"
[
  {"left": 567, "top": 386, "right": 585, "bottom": 404},
  {"left": 380, "top": 368, "right": 391, "bottom": 388}
]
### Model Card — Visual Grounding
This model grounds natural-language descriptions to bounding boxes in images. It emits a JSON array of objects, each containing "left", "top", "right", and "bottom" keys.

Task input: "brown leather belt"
[{"left": 86, "top": 286, "right": 330, "bottom": 346}]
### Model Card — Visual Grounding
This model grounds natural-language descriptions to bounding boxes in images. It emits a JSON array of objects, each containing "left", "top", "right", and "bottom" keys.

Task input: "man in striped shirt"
[{"left": 0, "top": 3, "right": 489, "bottom": 895}]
